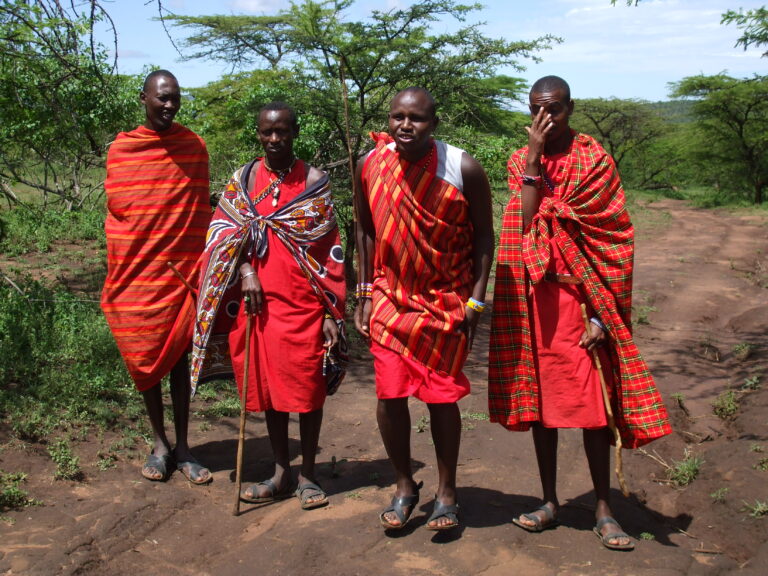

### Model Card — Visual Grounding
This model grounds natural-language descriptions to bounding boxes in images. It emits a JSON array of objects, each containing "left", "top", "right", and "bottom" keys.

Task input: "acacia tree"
[
  {"left": 671, "top": 74, "right": 768, "bottom": 204},
  {"left": 0, "top": 0, "right": 139, "bottom": 210},
  {"left": 167, "top": 0, "right": 556, "bottom": 267},
  {"left": 722, "top": 7, "right": 768, "bottom": 57},
  {"left": 569, "top": 98, "right": 666, "bottom": 178}
]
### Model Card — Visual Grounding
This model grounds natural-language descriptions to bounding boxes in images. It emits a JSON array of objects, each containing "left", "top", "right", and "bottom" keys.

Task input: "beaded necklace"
[{"left": 253, "top": 157, "right": 296, "bottom": 207}]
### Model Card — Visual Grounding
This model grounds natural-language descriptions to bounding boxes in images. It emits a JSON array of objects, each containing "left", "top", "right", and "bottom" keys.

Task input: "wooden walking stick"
[
  {"left": 167, "top": 261, "right": 196, "bottom": 294},
  {"left": 580, "top": 304, "right": 629, "bottom": 497},
  {"left": 233, "top": 312, "right": 252, "bottom": 516}
]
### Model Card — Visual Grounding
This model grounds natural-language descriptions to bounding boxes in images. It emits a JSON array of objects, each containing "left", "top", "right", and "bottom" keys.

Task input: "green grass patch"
[
  {"left": 710, "top": 487, "right": 729, "bottom": 503},
  {"left": 742, "top": 500, "right": 768, "bottom": 518},
  {"left": 48, "top": 439, "right": 83, "bottom": 481},
  {"left": 0, "top": 280, "right": 142, "bottom": 443},
  {"left": 712, "top": 390, "right": 739, "bottom": 420},
  {"left": 0, "top": 205, "right": 105, "bottom": 256},
  {"left": 0, "top": 470, "right": 39, "bottom": 511},
  {"left": 667, "top": 449, "right": 702, "bottom": 487},
  {"left": 194, "top": 380, "right": 241, "bottom": 419}
]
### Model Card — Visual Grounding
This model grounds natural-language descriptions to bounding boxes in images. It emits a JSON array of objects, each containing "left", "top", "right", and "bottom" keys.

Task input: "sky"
[{"left": 97, "top": 0, "right": 767, "bottom": 103}]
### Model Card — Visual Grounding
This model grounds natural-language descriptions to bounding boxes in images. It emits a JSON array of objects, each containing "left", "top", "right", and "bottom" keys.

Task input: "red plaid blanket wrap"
[{"left": 488, "top": 133, "right": 671, "bottom": 448}]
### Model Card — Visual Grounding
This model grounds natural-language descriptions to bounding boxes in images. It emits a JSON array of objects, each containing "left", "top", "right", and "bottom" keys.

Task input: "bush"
[
  {"left": 0, "top": 206, "right": 105, "bottom": 256},
  {"left": 0, "top": 280, "right": 137, "bottom": 438}
]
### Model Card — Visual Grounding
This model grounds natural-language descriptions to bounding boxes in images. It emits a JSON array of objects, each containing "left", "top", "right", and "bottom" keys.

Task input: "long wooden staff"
[
  {"left": 167, "top": 261, "right": 195, "bottom": 294},
  {"left": 580, "top": 304, "right": 629, "bottom": 497},
  {"left": 233, "top": 313, "right": 252, "bottom": 516}
]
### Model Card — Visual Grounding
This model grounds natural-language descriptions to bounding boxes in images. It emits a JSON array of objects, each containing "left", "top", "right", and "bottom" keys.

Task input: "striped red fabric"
[
  {"left": 101, "top": 123, "right": 211, "bottom": 391},
  {"left": 362, "top": 133, "right": 472, "bottom": 376},
  {"left": 489, "top": 133, "right": 671, "bottom": 448}
]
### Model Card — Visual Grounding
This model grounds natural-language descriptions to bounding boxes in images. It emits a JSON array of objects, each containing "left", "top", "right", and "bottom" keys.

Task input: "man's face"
[
  {"left": 529, "top": 88, "right": 573, "bottom": 143},
  {"left": 388, "top": 91, "right": 438, "bottom": 159},
  {"left": 258, "top": 109, "right": 297, "bottom": 163},
  {"left": 140, "top": 75, "right": 180, "bottom": 132}
]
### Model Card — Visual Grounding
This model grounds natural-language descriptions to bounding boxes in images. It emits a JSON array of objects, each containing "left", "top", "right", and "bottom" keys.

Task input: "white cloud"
[{"left": 227, "top": 0, "right": 287, "bottom": 13}]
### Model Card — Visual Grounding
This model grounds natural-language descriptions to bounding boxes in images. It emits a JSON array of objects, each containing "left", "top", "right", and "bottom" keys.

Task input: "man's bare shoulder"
[{"left": 305, "top": 164, "right": 327, "bottom": 188}]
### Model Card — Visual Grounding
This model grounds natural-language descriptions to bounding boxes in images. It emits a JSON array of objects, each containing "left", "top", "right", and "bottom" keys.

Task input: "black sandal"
[
  {"left": 379, "top": 481, "right": 423, "bottom": 529},
  {"left": 426, "top": 499, "right": 460, "bottom": 531}
]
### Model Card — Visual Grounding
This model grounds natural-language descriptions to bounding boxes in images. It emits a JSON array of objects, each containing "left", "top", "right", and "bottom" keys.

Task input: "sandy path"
[{"left": 1, "top": 198, "right": 766, "bottom": 575}]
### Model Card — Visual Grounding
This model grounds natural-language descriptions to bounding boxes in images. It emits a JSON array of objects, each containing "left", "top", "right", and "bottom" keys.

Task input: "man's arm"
[
  {"left": 353, "top": 156, "right": 375, "bottom": 338},
  {"left": 460, "top": 152, "right": 494, "bottom": 350}
]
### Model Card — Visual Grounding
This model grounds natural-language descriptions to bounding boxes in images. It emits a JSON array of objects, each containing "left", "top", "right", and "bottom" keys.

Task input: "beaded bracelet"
[
  {"left": 324, "top": 312, "right": 334, "bottom": 320},
  {"left": 466, "top": 297, "right": 486, "bottom": 313},
  {"left": 521, "top": 174, "right": 541, "bottom": 187},
  {"left": 356, "top": 282, "right": 373, "bottom": 299},
  {"left": 590, "top": 317, "right": 607, "bottom": 333}
]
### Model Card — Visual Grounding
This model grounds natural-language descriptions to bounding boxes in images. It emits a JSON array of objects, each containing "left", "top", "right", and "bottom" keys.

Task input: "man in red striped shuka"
[
  {"left": 101, "top": 70, "right": 212, "bottom": 485},
  {"left": 488, "top": 76, "right": 671, "bottom": 550},
  {"left": 354, "top": 87, "right": 494, "bottom": 532}
]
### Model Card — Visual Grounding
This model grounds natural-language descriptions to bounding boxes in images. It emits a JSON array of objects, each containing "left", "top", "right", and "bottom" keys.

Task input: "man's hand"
[
  {"left": 579, "top": 322, "right": 607, "bottom": 352},
  {"left": 354, "top": 299, "right": 372, "bottom": 339},
  {"left": 458, "top": 306, "right": 482, "bottom": 351},
  {"left": 525, "top": 107, "right": 554, "bottom": 167},
  {"left": 240, "top": 264, "right": 264, "bottom": 315},
  {"left": 322, "top": 317, "right": 339, "bottom": 349}
]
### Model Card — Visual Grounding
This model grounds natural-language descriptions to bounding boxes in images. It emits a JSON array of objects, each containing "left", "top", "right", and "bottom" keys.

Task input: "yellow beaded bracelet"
[{"left": 466, "top": 298, "right": 486, "bottom": 313}]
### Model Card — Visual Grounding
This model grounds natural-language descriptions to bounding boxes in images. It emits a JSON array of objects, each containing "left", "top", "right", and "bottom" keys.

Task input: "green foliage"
[
  {"left": 441, "top": 124, "right": 527, "bottom": 186},
  {"left": 0, "top": 1, "right": 142, "bottom": 209},
  {"left": 742, "top": 499, "right": 768, "bottom": 518},
  {"left": 169, "top": 0, "right": 556, "bottom": 277},
  {"left": 570, "top": 98, "right": 667, "bottom": 176},
  {"left": 194, "top": 380, "right": 241, "bottom": 418},
  {"left": 722, "top": 7, "right": 768, "bottom": 57},
  {"left": 0, "top": 280, "right": 137, "bottom": 440},
  {"left": 710, "top": 487, "right": 729, "bottom": 503},
  {"left": 712, "top": 390, "right": 738, "bottom": 420},
  {"left": 742, "top": 376, "right": 761, "bottom": 391},
  {"left": 671, "top": 74, "right": 768, "bottom": 204},
  {"left": 0, "top": 205, "right": 105, "bottom": 255},
  {"left": 754, "top": 457, "right": 768, "bottom": 472},
  {"left": 667, "top": 449, "right": 702, "bottom": 487},
  {"left": 48, "top": 439, "right": 83, "bottom": 481},
  {"left": 0, "top": 470, "right": 38, "bottom": 511}
]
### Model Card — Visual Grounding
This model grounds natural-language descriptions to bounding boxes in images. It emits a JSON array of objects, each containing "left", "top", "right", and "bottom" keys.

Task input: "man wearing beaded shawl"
[
  {"left": 354, "top": 87, "right": 494, "bottom": 532},
  {"left": 192, "top": 102, "right": 347, "bottom": 510},
  {"left": 488, "top": 76, "right": 671, "bottom": 550}
]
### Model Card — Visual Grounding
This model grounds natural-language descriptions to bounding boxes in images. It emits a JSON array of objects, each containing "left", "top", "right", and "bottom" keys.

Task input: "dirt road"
[{"left": 1, "top": 198, "right": 766, "bottom": 575}]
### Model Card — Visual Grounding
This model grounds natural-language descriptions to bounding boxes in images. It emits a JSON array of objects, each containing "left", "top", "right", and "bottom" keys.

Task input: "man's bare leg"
[
  {"left": 140, "top": 382, "right": 171, "bottom": 480},
  {"left": 516, "top": 423, "right": 559, "bottom": 529},
  {"left": 378, "top": 397, "right": 419, "bottom": 527},
  {"left": 169, "top": 355, "right": 210, "bottom": 483},
  {"left": 244, "top": 409, "right": 291, "bottom": 499},
  {"left": 297, "top": 408, "right": 327, "bottom": 507},
  {"left": 426, "top": 401, "right": 461, "bottom": 529},
  {"left": 584, "top": 428, "right": 631, "bottom": 547}
]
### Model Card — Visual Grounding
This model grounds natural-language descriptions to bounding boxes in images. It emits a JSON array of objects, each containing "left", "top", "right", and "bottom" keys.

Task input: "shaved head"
[
  {"left": 392, "top": 87, "right": 437, "bottom": 119},
  {"left": 530, "top": 76, "right": 571, "bottom": 102},
  {"left": 142, "top": 69, "right": 178, "bottom": 93}
]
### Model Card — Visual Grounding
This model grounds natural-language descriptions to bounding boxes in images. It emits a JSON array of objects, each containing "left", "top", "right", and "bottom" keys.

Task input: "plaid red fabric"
[
  {"left": 488, "top": 133, "right": 671, "bottom": 448},
  {"left": 362, "top": 133, "right": 472, "bottom": 376}
]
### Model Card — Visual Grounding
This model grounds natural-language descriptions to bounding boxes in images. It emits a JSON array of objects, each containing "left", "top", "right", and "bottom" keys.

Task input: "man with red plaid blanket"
[{"left": 488, "top": 76, "right": 671, "bottom": 551}]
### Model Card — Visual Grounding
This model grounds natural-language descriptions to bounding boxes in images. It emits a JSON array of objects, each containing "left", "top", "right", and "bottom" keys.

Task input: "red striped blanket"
[
  {"left": 362, "top": 132, "right": 473, "bottom": 376},
  {"left": 101, "top": 123, "right": 211, "bottom": 391}
]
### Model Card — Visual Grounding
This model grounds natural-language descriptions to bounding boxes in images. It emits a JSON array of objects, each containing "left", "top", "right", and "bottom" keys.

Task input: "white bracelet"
[{"left": 241, "top": 271, "right": 255, "bottom": 280}]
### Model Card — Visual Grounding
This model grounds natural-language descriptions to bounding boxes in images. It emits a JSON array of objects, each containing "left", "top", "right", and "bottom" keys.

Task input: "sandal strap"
[{"left": 595, "top": 516, "right": 619, "bottom": 530}]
